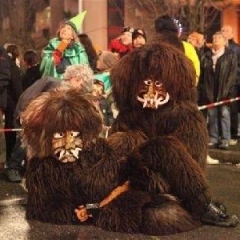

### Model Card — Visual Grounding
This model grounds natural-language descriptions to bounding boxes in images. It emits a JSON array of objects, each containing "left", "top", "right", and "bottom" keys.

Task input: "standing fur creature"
[
  {"left": 22, "top": 88, "right": 119, "bottom": 224},
  {"left": 75, "top": 43, "right": 239, "bottom": 235}
]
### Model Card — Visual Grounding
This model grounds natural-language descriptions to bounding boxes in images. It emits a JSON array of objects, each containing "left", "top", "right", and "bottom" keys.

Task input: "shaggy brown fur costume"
[
  {"left": 92, "top": 43, "right": 239, "bottom": 235},
  {"left": 22, "top": 88, "right": 119, "bottom": 224},
  {"left": 110, "top": 42, "right": 207, "bottom": 170}
]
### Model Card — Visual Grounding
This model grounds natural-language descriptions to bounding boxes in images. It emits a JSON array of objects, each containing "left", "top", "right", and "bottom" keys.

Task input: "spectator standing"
[
  {"left": 199, "top": 32, "right": 237, "bottom": 150},
  {"left": 40, "top": 11, "right": 89, "bottom": 79},
  {"left": 187, "top": 32, "right": 209, "bottom": 112},
  {"left": 187, "top": 32, "right": 209, "bottom": 60},
  {"left": 4, "top": 44, "right": 23, "bottom": 179},
  {"left": 188, "top": 32, "right": 220, "bottom": 164},
  {"left": 221, "top": 25, "right": 240, "bottom": 144},
  {"left": 0, "top": 45, "right": 10, "bottom": 118},
  {"left": 153, "top": 15, "right": 200, "bottom": 85},
  {"left": 0, "top": 45, "right": 11, "bottom": 168},
  {"left": 108, "top": 26, "right": 134, "bottom": 58},
  {"left": 22, "top": 49, "right": 41, "bottom": 90}
]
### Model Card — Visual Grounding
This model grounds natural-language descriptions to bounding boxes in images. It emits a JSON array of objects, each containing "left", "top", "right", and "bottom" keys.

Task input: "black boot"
[{"left": 201, "top": 201, "right": 239, "bottom": 227}]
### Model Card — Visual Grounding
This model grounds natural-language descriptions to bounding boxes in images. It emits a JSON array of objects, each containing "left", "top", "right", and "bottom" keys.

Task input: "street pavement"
[
  {"left": 0, "top": 143, "right": 240, "bottom": 240},
  {"left": 208, "top": 141, "right": 240, "bottom": 165}
]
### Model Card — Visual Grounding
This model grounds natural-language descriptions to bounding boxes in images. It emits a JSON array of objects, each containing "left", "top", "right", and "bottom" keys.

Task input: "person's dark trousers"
[
  {"left": 4, "top": 109, "right": 16, "bottom": 168},
  {"left": 8, "top": 135, "right": 26, "bottom": 172},
  {"left": 230, "top": 102, "right": 239, "bottom": 138},
  {"left": 230, "top": 87, "right": 239, "bottom": 139},
  {"left": 238, "top": 86, "right": 240, "bottom": 114},
  {"left": 237, "top": 85, "right": 240, "bottom": 138}
]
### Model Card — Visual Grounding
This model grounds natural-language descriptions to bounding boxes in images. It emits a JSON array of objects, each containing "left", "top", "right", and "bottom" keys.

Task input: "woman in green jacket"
[{"left": 40, "top": 12, "right": 89, "bottom": 79}]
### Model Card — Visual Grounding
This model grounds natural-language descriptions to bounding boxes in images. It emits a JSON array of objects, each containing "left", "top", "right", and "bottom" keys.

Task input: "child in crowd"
[
  {"left": 132, "top": 28, "right": 147, "bottom": 48},
  {"left": 92, "top": 79, "right": 114, "bottom": 128},
  {"left": 22, "top": 50, "right": 41, "bottom": 90}
]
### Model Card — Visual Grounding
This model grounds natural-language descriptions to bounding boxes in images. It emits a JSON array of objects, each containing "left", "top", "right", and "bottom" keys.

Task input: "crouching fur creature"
[
  {"left": 21, "top": 88, "right": 120, "bottom": 224},
  {"left": 75, "top": 43, "right": 239, "bottom": 235}
]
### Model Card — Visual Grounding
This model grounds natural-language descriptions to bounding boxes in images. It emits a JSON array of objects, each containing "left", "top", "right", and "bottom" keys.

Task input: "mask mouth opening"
[
  {"left": 137, "top": 81, "right": 170, "bottom": 109},
  {"left": 53, "top": 147, "right": 82, "bottom": 163}
]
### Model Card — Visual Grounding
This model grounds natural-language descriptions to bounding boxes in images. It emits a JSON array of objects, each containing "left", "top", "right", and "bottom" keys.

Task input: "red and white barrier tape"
[
  {"left": 198, "top": 97, "right": 240, "bottom": 110},
  {"left": 0, "top": 98, "right": 239, "bottom": 132},
  {"left": 0, "top": 128, "right": 22, "bottom": 132}
]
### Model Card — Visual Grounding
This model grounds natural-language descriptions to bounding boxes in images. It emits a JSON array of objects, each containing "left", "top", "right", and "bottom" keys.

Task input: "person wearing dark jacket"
[
  {"left": 0, "top": 45, "right": 10, "bottom": 112},
  {"left": 187, "top": 32, "right": 220, "bottom": 165},
  {"left": 0, "top": 45, "right": 11, "bottom": 168},
  {"left": 221, "top": 26, "right": 240, "bottom": 144},
  {"left": 199, "top": 32, "right": 237, "bottom": 150},
  {"left": 4, "top": 44, "right": 23, "bottom": 181},
  {"left": 153, "top": 15, "right": 200, "bottom": 85},
  {"left": 22, "top": 49, "right": 41, "bottom": 90}
]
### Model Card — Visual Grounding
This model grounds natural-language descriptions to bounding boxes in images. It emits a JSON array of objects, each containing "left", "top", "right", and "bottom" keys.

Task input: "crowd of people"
[
  {"left": 0, "top": 13, "right": 240, "bottom": 183},
  {"left": 187, "top": 27, "right": 240, "bottom": 156}
]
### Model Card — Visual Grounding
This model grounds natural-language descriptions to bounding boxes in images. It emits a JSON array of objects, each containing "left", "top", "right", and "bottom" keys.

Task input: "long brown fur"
[
  {"left": 21, "top": 87, "right": 103, "bottom": 159},
  {"left": 110, "top": 43, "right": 208, "bottom": 170},
  {"left": 96, "top": 42, "right": 212, "bottom": 235},
  {"left": 110, "top": 43, "right": 197, "bottom": 111},
  {"left": 23, "top": 88, "right": 120, "bottom": 224}
]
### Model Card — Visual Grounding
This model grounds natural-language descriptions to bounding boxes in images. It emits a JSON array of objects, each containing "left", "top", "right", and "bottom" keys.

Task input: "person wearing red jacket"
[{"left": 109, "top": 26, "right": 134, "bottom": 58}]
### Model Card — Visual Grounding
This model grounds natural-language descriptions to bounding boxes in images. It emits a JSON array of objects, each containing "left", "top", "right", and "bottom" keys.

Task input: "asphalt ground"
[
  {"left": 208, "top": 141, "right": 240, "bottom": 165},
  {"left": 0, "top": 133, "right": 239, "bottom": 240},
  {"left": 0, "top": 162, "right": 240, "bottom": 240}
]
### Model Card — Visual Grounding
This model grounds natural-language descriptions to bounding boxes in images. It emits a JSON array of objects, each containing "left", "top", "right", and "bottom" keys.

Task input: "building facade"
[
  {"left": 46, "top": 0, "right": 239, "bottom": 50},
  {"left": 1, "top": 0, "right": 239, "bottom": 50}
]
